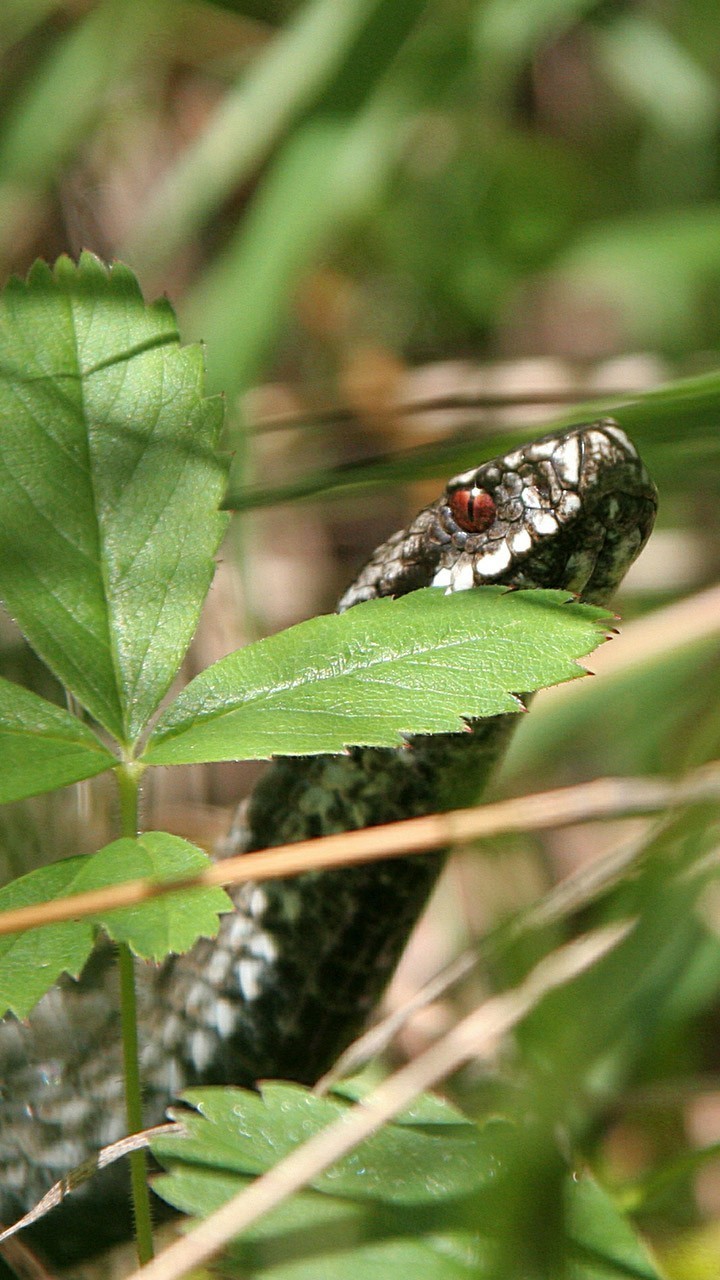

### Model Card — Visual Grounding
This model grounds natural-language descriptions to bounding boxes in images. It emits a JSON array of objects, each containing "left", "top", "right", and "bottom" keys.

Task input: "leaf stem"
[{"left": 116, "top": 763, "right": 154, "bottom": 1264}]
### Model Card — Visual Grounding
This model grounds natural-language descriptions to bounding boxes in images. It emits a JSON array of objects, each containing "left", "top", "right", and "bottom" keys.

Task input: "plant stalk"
[{"left": 116, "top": 763, "right": 154, "bottom": 1265}]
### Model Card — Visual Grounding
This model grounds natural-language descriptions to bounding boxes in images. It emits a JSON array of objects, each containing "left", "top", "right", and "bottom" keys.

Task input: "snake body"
[{"left": 0, "top": 420, "right": 657, "bottom": 1259}]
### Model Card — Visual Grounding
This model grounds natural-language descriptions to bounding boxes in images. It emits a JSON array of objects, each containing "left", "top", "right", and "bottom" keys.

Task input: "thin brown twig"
[
  {"left": 125, "top": 922, "right": 631, "bottom": 1280},
  {"left": 1, "top": 765, "right": 719, "bottom": 938},
  {"left": 3, "top": 580, "right": 715, "bottom": 938}
]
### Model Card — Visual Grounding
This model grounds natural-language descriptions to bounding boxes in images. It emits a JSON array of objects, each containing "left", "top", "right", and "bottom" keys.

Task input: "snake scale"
[{"left": 0, "top": 420, "right": 657, "bottom": 1263}]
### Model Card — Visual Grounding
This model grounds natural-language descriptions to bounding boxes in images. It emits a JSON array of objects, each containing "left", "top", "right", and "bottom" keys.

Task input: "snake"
[{"left": 0, "top": 419, "right": 657, "bottom": 1264}]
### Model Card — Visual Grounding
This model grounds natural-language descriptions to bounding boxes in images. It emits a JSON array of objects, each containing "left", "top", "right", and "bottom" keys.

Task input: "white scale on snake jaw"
[{"left": 553, "top": 433, "right": 581, "bottom": 485}]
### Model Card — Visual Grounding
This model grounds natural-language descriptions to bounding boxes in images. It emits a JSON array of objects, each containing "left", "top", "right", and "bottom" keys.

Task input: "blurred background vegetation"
[{"left": 2, "top": 2, "right": 720, "bottom": 1277}]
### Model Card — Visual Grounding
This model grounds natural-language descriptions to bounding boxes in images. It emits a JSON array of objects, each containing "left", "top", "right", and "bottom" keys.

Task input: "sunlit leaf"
[
  {"left": 0, "top": 253, "right": 228, "bottom": 745},
  {"left": 143, "top": 588, "right": 611, "bottom": 765}
]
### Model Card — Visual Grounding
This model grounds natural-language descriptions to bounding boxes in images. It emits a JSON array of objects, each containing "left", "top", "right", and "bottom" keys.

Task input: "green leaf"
[
  {"left": 153, "top": 1082, "right": 501, "bottom": 1203},
  {"left": 0, "top": 859, "right": 94, "bottom": 1018},
  {"left": 566, "top": 1173, "right": 663, "bottom": 1280},
  {"left": 74, "top": 832, "right": 232, "bottom": 961},
  {"left": 0, "top": 252, "right": 228, "bottom": 745},
  {"left": 142, "top": 587, "right": 611, "bottom": 766},
  {"left": 152, "top": 1089, "right": 661, "bottom": 1280},
  {"left": 158, "top": 1157, "right": 486, "bottom": 1280},
  {"left": 0, "top": 675, "right": 115, "bottom": 803},
  {"left": 0, "top": 833, "right": 231, "bottom": 1017},
  {"left": 153, "top": 1084, "right": 504, "bottom": 1278},
  {"left": 331, "top": 1077, "right": 474, "bottom": 1125}
]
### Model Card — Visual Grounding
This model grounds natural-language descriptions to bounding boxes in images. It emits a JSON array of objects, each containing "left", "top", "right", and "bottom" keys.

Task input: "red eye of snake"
[{"left": 448, "top": 487, "right": 496, "bottom": 533}]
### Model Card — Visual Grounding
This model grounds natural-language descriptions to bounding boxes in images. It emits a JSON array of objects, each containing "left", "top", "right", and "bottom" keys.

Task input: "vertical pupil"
[{"left": 449, "top": 487, "right": 496, "bottom": 533}]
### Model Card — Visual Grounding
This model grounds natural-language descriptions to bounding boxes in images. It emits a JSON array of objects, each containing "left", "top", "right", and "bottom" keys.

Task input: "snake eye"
[{"left": 448, "top": 487, "right": 496, "bottom": 533}]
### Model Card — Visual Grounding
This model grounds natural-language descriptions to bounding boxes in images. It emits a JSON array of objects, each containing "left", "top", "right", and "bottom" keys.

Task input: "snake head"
[{"left": 340, "top": 419, "right": 657, "bottom": 610}]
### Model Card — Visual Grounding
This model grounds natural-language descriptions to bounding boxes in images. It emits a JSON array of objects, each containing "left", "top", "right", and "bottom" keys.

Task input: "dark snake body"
[{"left": 0, "top": 420, "right": 657, "bottom": 1259}]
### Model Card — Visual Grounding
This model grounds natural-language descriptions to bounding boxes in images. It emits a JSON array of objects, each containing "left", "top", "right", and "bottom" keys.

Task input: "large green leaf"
[
  {"left": 143, "top": 587, "right": 611, "bottom": 766},
  {"left": 154, "top": 1082, "right": 497, "bottom": 1202},
  {"left": 0, "top": 253, "right": 228, "bottom": 745},
  {"left": 0, "top": 674, "right": 115, "bottom": 802},
  {"left": 153, "top": 1084, "right": 503, "bottom": 1279},
  {"left": 0, "top": 832, "right": 231, "bottom": 1018},
  {"left": 152, "top": 1087, "right": 662, "bottom": 1280}
]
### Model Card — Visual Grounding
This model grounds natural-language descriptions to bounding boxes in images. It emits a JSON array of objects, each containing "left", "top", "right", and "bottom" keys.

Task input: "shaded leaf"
[
  {"left": 76, "top": 832, "right": 232, "bottom": 961},
  {"left": 153, "top": 1088, "right": 661, "bottom": 1279},
  {"left": 144, "top": 587, "right": 611, "bottom": 765},
  {"left": 153, "top": 1084, "right": 504, "bottom": 1278},
  {"left": 0, "top": 674, "right": 115, "bottom": 803},
  {"left": 0, "top": 860, "right": 94, "bottom": 1018},
  {"left": 153, "top": 1082, "right": 504, "bottom": 1204},
  {"left": 84, "top": 829, "right": 230, "bottom": 962},
  {"left": 0, "top": 833, "right": 231, "bottom": 1017}
]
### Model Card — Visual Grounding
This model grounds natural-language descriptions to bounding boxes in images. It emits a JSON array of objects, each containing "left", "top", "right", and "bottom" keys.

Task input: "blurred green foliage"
[
  {"left": 2, "top": 0, "right": 720, "bottom": 398},
  {"left": 2, "top": 2, "right": 720, "bottom": 1278}
]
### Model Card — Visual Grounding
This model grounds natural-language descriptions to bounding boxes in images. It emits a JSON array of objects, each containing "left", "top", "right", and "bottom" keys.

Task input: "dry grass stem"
[{"left": 0, "top": 766, "right": 718, "bottom": 938}]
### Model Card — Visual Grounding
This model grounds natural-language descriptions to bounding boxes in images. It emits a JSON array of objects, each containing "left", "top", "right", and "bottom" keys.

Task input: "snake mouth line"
[{"left": 576, "top": 492, "right": 657, "bottom": 604}]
